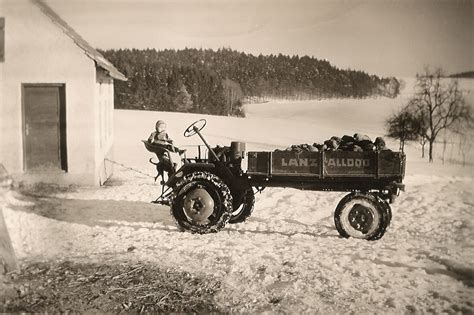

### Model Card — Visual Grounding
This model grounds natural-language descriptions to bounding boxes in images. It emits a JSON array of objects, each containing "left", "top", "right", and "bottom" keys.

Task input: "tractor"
[{"left": 144, "top": 119, "right": 405, "bottom": 240}]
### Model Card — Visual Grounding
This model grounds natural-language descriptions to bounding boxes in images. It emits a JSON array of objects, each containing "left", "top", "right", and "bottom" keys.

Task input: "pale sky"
[{"left": 45, "top": 0, "right": 473, "bottom": 77}]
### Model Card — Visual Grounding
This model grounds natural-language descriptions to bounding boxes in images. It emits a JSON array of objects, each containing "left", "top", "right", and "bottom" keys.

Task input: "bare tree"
[
  {"left": 441, "top": 130, "right": 448, "bottom": 164},
  {"left": 412, "top": 104, "right": 429, "bottom": 158},
  {"left": 419, "top": 135, "right": 427, "bottom": 158},
  {"left": 385, "top": 106, "right": 420, "bottom": 151},
  {"left": 409, "top": 67, "right": 473, "bottom": 162}
]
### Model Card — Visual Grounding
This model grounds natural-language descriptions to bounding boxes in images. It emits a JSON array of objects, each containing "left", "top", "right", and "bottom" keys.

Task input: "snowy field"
[{"left": 4, "top": 80, "right": 474, "bottom": 313}]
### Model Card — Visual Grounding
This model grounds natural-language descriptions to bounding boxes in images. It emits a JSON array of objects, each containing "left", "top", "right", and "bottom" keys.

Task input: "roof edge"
[{"left": 31, "top": 0, "right": 127, "bottom": 81}]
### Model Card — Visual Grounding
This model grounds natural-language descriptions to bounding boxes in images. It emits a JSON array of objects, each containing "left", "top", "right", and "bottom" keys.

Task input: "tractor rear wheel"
[
  {"left": 170, "top": 171, "right": 232, "bottom": 234},
  {"left": 334, "top": 192, "right": 390, "bottom": 240},
  {"left": 229, "top": 189, "right": 255, "bottom": 224}
]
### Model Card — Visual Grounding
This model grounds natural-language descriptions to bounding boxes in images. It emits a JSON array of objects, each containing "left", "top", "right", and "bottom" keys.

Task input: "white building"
[{"left": 0, "top": 0, "right": 127, "bottom": 185}]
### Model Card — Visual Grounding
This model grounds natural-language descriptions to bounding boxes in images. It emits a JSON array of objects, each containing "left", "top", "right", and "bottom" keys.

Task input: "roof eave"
[
  {"left": 103, "top": 67, "right": 128, "bottom": 81},
  {"left": 92, "top": 57, "right": 127, "bottom": 81}
]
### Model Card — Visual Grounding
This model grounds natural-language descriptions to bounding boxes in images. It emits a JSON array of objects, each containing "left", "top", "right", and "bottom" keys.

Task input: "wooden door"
[{"left": 23, "top": 85, "right": 66, "bottom": 172}]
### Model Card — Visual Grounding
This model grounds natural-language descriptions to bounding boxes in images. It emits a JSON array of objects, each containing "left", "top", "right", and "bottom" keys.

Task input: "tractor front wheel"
[
  {"left": 334, "top": 192, "right": 391, "bottom": 241},
  {"left": 170, "top": 171, "right": 233, "bottom": 234}
]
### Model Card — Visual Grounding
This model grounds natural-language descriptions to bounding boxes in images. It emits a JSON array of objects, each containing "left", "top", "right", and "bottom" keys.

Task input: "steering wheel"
[{"left": 184, "top": 119, "right": 207, "bottom": 138}]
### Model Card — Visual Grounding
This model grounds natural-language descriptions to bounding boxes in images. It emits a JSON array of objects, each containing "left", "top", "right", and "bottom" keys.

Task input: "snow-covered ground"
[{"left": 3, "top": 80, "right": 474, "bottom": 313}]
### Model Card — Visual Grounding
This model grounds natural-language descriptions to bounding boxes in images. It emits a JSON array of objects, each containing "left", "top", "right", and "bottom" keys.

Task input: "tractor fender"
[{"left": 166, "top": 163, "right": 216, "bottom": 187}]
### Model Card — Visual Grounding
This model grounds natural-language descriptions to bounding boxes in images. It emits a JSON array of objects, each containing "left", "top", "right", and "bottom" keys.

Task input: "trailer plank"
[
  {"left": 247, "top": 150, "right": 405, "bottom": 180},
  {"left": 271, "top": 151, "right": 320, "bottom": 177},
  {"left": 323, "top": 151, "right": 376, "bottom": 177}
]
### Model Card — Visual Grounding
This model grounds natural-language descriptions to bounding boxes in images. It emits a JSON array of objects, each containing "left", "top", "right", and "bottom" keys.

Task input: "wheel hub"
[
  {"left": 183, "top": 188, "right": 215, "bottom": 224},
  {"left": 348, "top": 204, "right": 374, "bottom": 233}
]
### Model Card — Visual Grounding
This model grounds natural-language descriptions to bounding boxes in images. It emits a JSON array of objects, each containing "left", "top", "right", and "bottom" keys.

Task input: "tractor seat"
[
  {"left": 143, "top": 140, "right": 184, "bottom": 179},
  {"left": 142, "top": 140, "right": 185, "bottom": 156}
]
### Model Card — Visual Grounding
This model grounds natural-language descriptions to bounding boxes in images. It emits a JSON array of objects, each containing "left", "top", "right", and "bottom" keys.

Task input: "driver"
[
  {"left": 148, "top": 120, "right": 173, "bottom": 145},
  {"left": 148, "top": 120, "right": 185, "bottom": 155}
]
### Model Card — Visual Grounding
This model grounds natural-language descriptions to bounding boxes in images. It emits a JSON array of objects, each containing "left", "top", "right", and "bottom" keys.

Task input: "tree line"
[{"left": 101, "top": 48, "right": 401, "bottom": 117}]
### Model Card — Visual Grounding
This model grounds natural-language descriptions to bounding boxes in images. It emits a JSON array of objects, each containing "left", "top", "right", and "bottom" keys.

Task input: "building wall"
[
  {"left": 95, "top": 69, "right": 114, "bottom": 185},
  {"left": 1, "top": 3, "right": 6, "bottom": 163},
  {"left": 0, "top": 0, "right": 100, "bottom": 185}
]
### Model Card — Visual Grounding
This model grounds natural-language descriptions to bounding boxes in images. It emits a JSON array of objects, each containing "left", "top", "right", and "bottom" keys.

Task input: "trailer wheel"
[
  {"left": 334, "top": 192, "right": 389, "bottom": 240},
  {"left": 170, "top": 171, "right": 232, "bottom": 234},
  {"left": 229, "top": 189, "right": 255, "bottom": 224},
  {"left": 370, "top": 195, "right": 392, "bottom": 240},
  {"left": 378, "top": 197, "right": 392, "bottom": 227}
]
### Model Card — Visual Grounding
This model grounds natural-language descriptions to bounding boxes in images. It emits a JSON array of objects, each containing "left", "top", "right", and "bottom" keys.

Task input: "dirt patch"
[
  {"left": 1, "top": 260, "right": 221, "bottom": 313},
  {"left": 13, "top": 196, "right": 173, "bottom": 229}
]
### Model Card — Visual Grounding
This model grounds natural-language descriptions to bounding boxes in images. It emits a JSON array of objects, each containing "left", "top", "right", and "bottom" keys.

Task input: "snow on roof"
[{"left": 32, "top": 0, "right": 127, "bottom": 81}]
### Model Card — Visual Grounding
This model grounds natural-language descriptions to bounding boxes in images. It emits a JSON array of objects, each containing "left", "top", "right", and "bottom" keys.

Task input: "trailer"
[{"left": 144, "top": 119, "right": 406, "bottom": 240}]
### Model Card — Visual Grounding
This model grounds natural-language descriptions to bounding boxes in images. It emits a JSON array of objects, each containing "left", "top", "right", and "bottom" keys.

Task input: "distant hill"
[
  {"left": 101, "top": 48, "right": 400, "bottom": 117},
  {"left": 449, "top": 71, "right": 474, "bottom": 79}
]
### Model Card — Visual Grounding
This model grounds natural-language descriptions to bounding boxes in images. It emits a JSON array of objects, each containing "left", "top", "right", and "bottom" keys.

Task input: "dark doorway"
[{"left": 22, "top": 84, "right": 67, "bottom": 172}]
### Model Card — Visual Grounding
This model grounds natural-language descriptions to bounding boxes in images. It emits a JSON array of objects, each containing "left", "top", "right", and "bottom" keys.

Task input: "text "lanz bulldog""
[{"left": 280, "top": 158, "right": 370, "bottom": 168}]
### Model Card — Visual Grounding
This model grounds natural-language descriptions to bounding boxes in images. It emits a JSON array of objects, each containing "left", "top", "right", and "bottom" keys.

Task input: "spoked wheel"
[
  {"left": 229, "top": 188, "right": 255, "bottom": 224},
  {"left": 183, "top": 119, "right": 207, "bottom": 138},
  {"left": 170, "top": 171, "right": 232, "bottom": 234},
  {"left": 334, "top": 192, "right": 391, "bottom": 240}
]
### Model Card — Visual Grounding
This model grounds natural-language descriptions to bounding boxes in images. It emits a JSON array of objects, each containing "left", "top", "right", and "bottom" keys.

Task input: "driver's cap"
[{"left": 156, "top": 120, "right": 166, "bottom": 128}]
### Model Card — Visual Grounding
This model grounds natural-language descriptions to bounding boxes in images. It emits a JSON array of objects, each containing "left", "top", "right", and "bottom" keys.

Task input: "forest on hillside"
[
  {"left": 448, "top": 71, "right": 474, "bottom": 79},
  {"left": 101, "top": 48, "right": 400, "bottom": 117}
]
